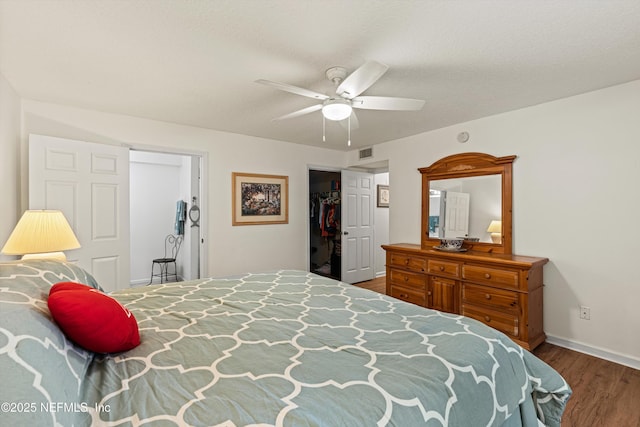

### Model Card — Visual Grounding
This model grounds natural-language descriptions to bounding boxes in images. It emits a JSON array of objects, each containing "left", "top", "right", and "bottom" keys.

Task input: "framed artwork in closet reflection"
[
  {"left": 377, "top": 185, "right": 389, "bottom": 207},
  {"left": 232, "top": 172, "right": 289, "bottom": 225}
]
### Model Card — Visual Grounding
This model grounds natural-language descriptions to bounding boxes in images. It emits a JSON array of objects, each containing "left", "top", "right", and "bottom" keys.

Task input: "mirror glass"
[{"left": 428, "top": 175, "right": 501, "bottom": 242}]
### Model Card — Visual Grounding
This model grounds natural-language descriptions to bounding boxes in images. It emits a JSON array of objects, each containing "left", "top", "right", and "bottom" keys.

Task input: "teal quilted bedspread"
[
  {"left": 81, "top": 270, "right": 570, "bottom": 426},
  {"left": 0, "top": 262, "right": 570, "bottom": 426}
]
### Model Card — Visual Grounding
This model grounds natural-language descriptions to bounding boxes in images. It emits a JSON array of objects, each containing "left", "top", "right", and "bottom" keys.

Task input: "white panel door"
[
  {"left": 29, "top": 134, "right": 130, "bottom": 292},
  {"left": 341, "top": 170, "right": 375, "bottom": 284},
  {"left": 443, "top": 191, "right": 470, "bottom": 238}
]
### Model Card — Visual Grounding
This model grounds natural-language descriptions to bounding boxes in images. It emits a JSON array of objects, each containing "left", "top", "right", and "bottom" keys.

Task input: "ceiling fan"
[{"left": 256, "top": 60, "right": 425, "bottom": 145}]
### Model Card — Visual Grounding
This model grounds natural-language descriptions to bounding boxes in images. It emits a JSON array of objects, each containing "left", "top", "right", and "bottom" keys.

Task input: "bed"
[{"left": 0, "top": 260, "right": 571, "bottom": 426}]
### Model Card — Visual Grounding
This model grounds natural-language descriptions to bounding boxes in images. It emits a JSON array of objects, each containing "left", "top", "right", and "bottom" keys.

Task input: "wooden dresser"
[{"left": 383, "top": 243, "right": 548, "bottom": 350}]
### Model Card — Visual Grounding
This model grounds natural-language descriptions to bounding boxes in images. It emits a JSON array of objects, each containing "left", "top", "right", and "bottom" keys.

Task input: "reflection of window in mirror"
[{"left": 428, "top": 189, "right": 442, "bottom": 237}]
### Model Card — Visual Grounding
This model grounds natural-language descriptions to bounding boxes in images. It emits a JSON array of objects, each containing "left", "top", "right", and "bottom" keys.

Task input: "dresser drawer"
[
  {"left": 462, "top": 304, "right": 519, "bottom": 338},
  {"left": 462, "top": 283, "right": 519, "bottom": 311},
  {"left": 427, "top": 259, "right": 460, "bottom": 278},
  {"left": 388, "top": 253, "right": 427, "bottom": 273},
  {"left": 390, "top": 285, "right": 426, "bottom": 306},
  {"left": 389, "top": 268, "right": 427, "bottom": 290},
  {"left": 462, "top": 265, "right": 519, "bottom": 289}
]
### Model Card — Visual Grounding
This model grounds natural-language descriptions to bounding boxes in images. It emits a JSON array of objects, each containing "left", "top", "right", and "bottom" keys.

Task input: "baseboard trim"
[
  {"left": 129, "top": 276, "right": 184, "bottom": 288},
  {"left": 129, "top": 279, "right": 148, "bottom": 288},
  {"left": 546, "top": 334, "right": 640, "bottom": 370}
]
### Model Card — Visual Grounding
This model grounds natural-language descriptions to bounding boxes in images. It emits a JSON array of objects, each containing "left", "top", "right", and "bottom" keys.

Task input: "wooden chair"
[{"left": 148, "top": 234, "right": 183, "bottom": 284}]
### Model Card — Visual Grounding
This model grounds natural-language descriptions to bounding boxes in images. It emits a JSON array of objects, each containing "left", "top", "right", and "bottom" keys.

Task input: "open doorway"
[
  {"left": 309, "top": 169, "right": 341, "bottom": 280},
  {"left": 129, "top": 150, "right": 202, "bottom": 286},
  {"left": 308, "top": 163, "right": 389, "bottom": 283}
]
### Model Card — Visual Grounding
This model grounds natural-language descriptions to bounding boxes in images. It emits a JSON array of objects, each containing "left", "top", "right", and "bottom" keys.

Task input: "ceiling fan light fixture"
[{"left": 322, "top": 98, "right": 352, "bottom": 121}]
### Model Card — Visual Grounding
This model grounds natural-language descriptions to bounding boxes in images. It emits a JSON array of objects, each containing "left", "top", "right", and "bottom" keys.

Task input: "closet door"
[
  {"left": 341, "top": 169, "right": 375, "bottom": 284},
  {"left": 29, "top": 134, "right": 130, "bottom": 292}
]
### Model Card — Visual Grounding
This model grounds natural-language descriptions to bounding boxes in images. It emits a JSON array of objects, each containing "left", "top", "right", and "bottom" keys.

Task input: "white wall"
[
  {"left": 374, "top": 172, "right": 389, "bottom": 277},
  {"left": 18, "top": 100, "right": 346, "bottom": 278},
  {"left": 347, "top": 79, "right": 640, "bottom": 367},
  {"left": 0, "top": 74, "right": 21, "bottom": 262}
]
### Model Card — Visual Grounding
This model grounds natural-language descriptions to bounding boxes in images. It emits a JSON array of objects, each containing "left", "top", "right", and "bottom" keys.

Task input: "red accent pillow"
[{"left": 47, "top": 282, "right": 140, "bottom": 353}]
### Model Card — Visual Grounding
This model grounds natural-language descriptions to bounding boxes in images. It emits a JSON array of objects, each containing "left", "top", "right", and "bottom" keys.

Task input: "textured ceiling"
[{"left": 1, "top": 1, "right": 640, "bottom": 151}]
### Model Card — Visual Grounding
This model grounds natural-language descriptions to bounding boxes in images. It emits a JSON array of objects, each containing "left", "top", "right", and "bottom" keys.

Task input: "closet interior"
[{"left": 309, "top": 170, "right": 341, "bottom": 280}]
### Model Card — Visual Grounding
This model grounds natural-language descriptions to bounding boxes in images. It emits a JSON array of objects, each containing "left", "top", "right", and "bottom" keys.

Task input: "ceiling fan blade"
[
  {"left": 339, "top": 110, "right": 360, "bottom": 130},
  {"left": 352, "top": 96, "right": 425, "bottom": 111},
  {"left": 336, "top": 61, "right": 389, "bottom": 99},
  {"left": 273, "top": 104, "right": 322, "bottom": 121},
  {"left": 256, "top": 79, "right": 329, "bottom": 100}
]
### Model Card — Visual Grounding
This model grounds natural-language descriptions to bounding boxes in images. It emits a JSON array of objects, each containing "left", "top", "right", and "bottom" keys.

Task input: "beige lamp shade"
[
  {"left": 1, "top": 210, "right": 81, "bottom": 260},
  {"left": 486, "top": 220, "right": 502, "bottom": 233},
  {"left": 487, "top": 220, "right": 502, "bottom": 244}
]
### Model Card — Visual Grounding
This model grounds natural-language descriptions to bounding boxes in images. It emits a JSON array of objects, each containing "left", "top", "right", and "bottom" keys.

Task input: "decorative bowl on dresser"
[{"left": 383, "top": 152, "right": 549, "bottom": 350}]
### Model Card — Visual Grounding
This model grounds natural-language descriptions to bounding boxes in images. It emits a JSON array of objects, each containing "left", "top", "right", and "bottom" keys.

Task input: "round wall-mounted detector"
[{"left": 457, "top": 131, "right": 470, "bottom": 143}]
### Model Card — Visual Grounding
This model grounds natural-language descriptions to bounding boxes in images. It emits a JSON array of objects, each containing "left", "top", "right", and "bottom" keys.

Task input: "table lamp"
[
  {"left": 1, "top": 210, "right": 81, "bottom": 261},
  {"left": 486, "top": 220, "right": 502, "bottom": 244}
]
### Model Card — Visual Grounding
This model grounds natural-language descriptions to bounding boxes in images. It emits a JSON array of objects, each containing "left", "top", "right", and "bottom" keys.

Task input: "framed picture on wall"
[
  {"left": 232, "top": 172, "right": 289, "bottom": 225},
  {"left": 377, "top": 184, "right": 389, "bottom": 207}
]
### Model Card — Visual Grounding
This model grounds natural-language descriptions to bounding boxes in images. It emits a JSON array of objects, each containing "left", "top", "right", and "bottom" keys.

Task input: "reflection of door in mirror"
[
  {"left": 443, "top": 191, "right": 469, "bottom": 238},
  {"left": 429, "top": 189, "right": 470, "bottom": 238}
]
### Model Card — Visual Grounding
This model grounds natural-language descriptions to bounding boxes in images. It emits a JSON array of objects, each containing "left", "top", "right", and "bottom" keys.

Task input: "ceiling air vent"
[{"left": 359, "top": 147, "right": 373, "bottom": 159}]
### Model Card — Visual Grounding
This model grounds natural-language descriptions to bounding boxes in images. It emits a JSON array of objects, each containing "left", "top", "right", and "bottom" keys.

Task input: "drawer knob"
[
  {"left": 404, "top": 276, "right": 409, "bottom": 282},
  {"left": 400, "top": 293, "right": 408, "bottom": 298},
  {"left": 484, "top": 273, "right": 491, "bottom": 279},
  {"left": 485, "top": 316, "right": 491, "bottom": 322},
  {"left": 485, "top": 294, "right": 492, "bottom": 300},
  {"left": 427, "top": 291, "right": 432, "bottom": 296},
  {"left": 439, "top": 266, "right": 445, "bottom": 271},
  {"left": 404, "top": 259, "right": 410, "bottom": 265}
]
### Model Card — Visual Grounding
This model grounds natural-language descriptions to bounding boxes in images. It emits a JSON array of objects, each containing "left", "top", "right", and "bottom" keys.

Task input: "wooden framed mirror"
[{"left": 419, "top": 152, "right": 516, "bottom": 254}]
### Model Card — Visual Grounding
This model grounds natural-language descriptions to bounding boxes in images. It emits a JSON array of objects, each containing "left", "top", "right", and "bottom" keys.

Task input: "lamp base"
[
  {"left": 21, "top": 252, "right": 67, "bottom": 261},
  {"left": 490, "top": 233, "right": 502, "bottom": 244}
]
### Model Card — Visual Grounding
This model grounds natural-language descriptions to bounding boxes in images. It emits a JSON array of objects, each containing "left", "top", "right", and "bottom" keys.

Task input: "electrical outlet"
[{"left": 580, "top": 306, "right": 591, "bottom": 320}]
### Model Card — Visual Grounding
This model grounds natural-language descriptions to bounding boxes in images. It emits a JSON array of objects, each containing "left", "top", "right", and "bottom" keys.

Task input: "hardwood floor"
[
  {"left": 353, "top": 276, "right": 640, "bottom": 427},
  {"left": 533, "top": 342, "right": 640, "bottom": 427},
  {"left": 353, "top": 275, "right": 386, "bottom": 294}
]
